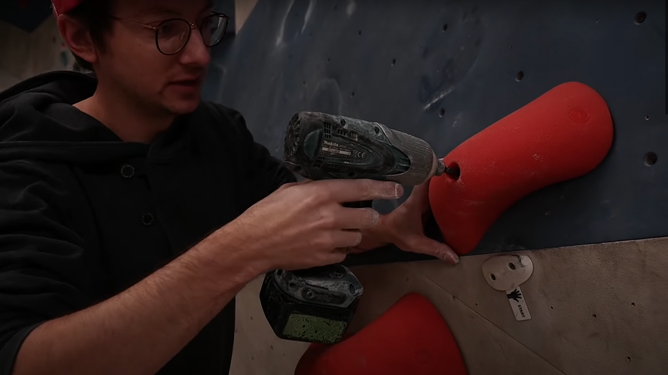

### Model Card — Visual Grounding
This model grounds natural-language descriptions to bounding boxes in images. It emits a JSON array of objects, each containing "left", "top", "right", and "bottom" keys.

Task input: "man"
[{"left": 0, "top": 0, "right": 458, "bottom": 374}]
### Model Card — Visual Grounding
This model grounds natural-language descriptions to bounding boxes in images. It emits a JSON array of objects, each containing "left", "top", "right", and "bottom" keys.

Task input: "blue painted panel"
[
  {"left": 0, "top": 0, "right": 53, "bottom": 32},
  {"left": 203, "top": 0, "right": 667, "bottom": 264}
]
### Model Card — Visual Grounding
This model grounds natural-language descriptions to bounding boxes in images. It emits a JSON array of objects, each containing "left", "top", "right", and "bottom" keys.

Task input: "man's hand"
[
  {"left": 354, "top": 179, "right": 459, "bottom": 265},
  {"left": 221, "top": 178, "right": 404, "bottom": 272}
]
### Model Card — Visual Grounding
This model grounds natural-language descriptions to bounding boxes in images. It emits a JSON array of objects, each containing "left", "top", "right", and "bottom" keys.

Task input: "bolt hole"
[
  {"left": 592, "top": 314, "right": 597, "bottom": 318},
  {"left": 391, "top": 58, "right": 396, "bottom": 66},
  {"left": 634, "top": 11, "right": 646, "bottom": 24},
  {"left": 445, "top": 164, "right": 461, "bottom": 180},
  {"left": 351, "top": 91, "right": 355, "bottom": 98},
  {"left": 327, "top": 57, "right": 330, "bottom": 63},
  {"left": 443, "top": 23, "right": 448, "bottom": 32},
  {"left": 439, "top": 108, "right": 445, "bottom": 117},
  {"left": 631, "top": 302, "right": 636, "bottom": 306},
  {"left": 627, "top": 356, "right": 631, "bottom": 362},
  {"left": 358, "top": 30, "right": 362, "bottom": 36},
  {"left": 644, "top": 115, "right": 650, "bottom": 120},
  {"left": 490, "top": 274, "right": 496, "bottom": 281},
  {"left": 550, "top": 306, "right": 554, "bottom": 309},
  {"left": 516, "top": 71, "right": 524, "bottom": 81},
  {"left": 303, "top": 81, "right": 306, "bottom": 86},
  {"left": 644, "top": 152, "right": 657, "bottom": 166},
  {"left": 508, "top": 263, "right": 516, "bottom": 270}
]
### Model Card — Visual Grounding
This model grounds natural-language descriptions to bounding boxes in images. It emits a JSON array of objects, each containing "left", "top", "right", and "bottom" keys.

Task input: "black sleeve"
[
  {"left": 212, "top": 105, "right": 298, "bottom": 203},
  {"left": 0, "top": 160, "right": 90, "bottom": 375}
]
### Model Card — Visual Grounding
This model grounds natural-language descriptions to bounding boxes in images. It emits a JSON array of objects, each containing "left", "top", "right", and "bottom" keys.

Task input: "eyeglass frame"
[{"left": 108, "top": 12, "right": 230, "bottom": 56}]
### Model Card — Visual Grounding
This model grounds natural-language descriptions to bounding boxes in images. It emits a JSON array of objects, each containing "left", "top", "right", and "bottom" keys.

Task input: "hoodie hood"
[{"left": 0, "top": 71, "right": 157, "bottom": 164}]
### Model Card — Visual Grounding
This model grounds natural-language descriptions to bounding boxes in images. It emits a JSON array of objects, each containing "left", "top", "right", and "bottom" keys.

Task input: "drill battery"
[{"left": 259, "top": 264, "right": 363, "bottom": 344}]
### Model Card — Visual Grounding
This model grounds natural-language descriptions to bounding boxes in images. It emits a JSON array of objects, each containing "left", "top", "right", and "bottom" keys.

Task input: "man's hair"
[{"left": 65, "top": 0, "right": 114, "bottom": 72}]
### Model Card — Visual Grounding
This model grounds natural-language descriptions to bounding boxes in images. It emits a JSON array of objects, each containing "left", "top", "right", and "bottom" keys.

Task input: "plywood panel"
[
  {"left": 0, "top": 17, "right": 73, "bottom": 81},
  {"left": 234, "top": 0, "right": 259, "bottom": 34},
  {"left": 231, "top": 239, "right": 668, "bottom": 374},
  {"left": 229, "top": 275, "right": 309, "bottom": 375},
  {"left": 411, "top": 238, "right": 668, "bottom": 375},
  {"left": 347, "top": 262, "right": 566, "bottom": 375}
]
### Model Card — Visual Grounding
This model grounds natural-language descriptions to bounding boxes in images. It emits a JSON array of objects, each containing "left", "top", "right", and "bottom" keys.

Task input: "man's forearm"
[{"left": 12, "top": 228, "right": 261, "bottom": 375}]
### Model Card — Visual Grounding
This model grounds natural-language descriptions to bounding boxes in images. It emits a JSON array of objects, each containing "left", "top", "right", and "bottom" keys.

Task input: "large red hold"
[
  {"left": 429, "top": 81, "right": 614, "bottom": 255},
  {"left": 294, "top": 292, "right": 468, "bottom": 375}
]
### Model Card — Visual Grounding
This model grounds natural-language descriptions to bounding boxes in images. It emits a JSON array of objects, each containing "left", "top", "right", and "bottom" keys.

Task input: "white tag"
[{"left": 505, "top": 285, "right": 531, "bottom": 321}]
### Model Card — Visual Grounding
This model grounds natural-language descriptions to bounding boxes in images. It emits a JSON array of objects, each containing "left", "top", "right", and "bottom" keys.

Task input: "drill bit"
[{"left": 436, "top": 159, "right": 461, "bottom": 179}]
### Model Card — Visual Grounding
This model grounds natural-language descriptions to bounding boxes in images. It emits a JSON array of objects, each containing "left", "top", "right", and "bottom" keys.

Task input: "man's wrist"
[{"left": 188, "top": 226, "right": 267, "bottom": 293}]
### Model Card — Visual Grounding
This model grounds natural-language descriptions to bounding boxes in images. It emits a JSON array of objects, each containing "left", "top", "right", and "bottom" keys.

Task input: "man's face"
[{"left": 97, "top": 0, "right": 217, "bottom": 115}]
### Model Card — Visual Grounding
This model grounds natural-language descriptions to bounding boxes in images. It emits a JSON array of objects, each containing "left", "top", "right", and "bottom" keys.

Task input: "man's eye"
[{"left": 160, "top": 24, "right": 177, "bottom": 35}]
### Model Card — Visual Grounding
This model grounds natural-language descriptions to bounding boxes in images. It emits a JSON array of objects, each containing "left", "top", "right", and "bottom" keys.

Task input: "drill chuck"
[{"left": 283, "top": 112, "right": 445, "bottom": 186}]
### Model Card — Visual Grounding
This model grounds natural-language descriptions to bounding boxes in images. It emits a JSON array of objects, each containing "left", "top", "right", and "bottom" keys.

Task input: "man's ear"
[{"left": 56, "top": 14, "right": 98, "bottom": 66}]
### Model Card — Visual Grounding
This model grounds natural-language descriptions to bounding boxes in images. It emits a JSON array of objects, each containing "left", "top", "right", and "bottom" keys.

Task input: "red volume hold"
[{"left": 429, "top": 81, "right": 614, "bottom": 255}]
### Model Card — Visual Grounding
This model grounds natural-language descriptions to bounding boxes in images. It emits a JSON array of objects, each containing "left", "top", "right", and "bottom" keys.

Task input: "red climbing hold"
[
  {"left": 295, "top": 292, "right": 468, "bottom": 375},
  {"left": 429, "top": 81, "right": 614, "bottom": 255}
]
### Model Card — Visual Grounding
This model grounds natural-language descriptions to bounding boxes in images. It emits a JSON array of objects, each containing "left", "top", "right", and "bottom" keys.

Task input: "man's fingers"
[
  {"left": 332, "top": 230, "right": 363, "bottom": 249},
  {"left": 312, "top": 179, "right": 404, "bottom": 203},
  {"left": 277, "top": 179, "right": 312, "bottom": 190},
  {"left": 404, "top": 236, "right": 459, "bottom": 265},
  {"left": 334, "top": 207, "right": 381, "bottom": 229}
]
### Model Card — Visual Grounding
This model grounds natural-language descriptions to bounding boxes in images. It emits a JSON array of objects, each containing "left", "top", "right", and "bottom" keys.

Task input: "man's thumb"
[{"left": 408, "top": 236, "right": 459, "bottom": 265}]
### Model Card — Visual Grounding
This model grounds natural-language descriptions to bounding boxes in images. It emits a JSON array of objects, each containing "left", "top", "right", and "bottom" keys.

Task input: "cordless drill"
[{"left": 259, "top": 112, "right": 456, "bottom": 345}]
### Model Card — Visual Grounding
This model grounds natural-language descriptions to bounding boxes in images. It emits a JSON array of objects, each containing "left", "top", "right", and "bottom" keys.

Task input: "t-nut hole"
[
  {"left": 516, "top": 71, "right": 524, "bottom": 81},
  {"left": 490, "top": 273, "right": 496, "bottom": 281},
  {"left": 445, "top": 163, "right": 461, "bottom": 181},
  {"left": 634, "top": 11, "right": 646, "bottom": 24},
  {"left": 644, "top": 152, "right": 657, "bottom": 166},
  {"left": 508, "top": 263, "right": 516, "bottom": 270}
]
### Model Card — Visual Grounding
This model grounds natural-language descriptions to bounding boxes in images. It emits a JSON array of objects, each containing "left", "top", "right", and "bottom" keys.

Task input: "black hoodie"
[{"left": 0, "top": 71, "right": 295, "bottom": 375}]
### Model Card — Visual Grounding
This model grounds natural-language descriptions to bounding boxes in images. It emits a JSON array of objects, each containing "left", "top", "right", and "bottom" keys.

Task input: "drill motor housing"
[{"left": 282, "top": 111, "right": 443, "bottom": 185}]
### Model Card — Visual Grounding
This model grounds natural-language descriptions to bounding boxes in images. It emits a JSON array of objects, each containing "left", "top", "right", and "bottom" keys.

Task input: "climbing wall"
[
  {"left": 213, "top": 1, "right": 668, "bottom": 374},
  {"left": 204, "top": 0, "right": 666, "bottom": 264}
]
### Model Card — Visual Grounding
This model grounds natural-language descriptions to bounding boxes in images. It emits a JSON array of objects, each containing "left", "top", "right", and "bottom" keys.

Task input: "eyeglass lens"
[{"left": 156, "top": 14, "right": 227, "bottom": 54}]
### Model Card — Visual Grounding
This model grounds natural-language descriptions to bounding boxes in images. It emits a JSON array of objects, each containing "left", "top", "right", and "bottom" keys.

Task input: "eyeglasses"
[{"left": 109, "top": 12, "right": 229, "bottom": 55}]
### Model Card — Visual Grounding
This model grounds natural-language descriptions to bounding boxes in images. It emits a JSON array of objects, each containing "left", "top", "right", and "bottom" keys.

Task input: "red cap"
[{"left": 52, "top": 0, "right": 86, "bottom": 15}]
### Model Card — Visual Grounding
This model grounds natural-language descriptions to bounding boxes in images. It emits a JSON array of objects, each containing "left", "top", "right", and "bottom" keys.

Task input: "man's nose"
[{"left": 179, "top": 28, "right": 211, "bottom": 67}]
